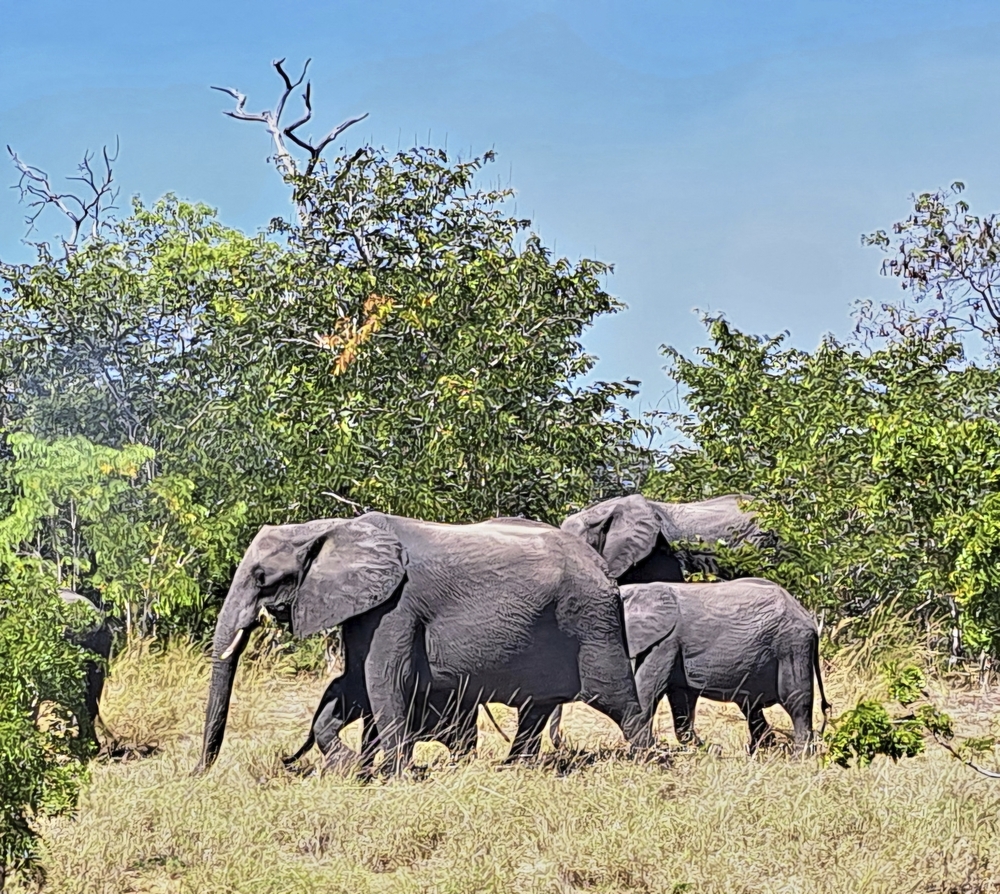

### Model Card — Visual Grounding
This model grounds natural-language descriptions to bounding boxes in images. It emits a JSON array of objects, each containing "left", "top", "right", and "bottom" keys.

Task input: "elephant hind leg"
[
  {"left": 737, "top": 698, "right": 774, "bottom": 755},
  {"left": 778, "top": 652, "right": 817, "bottom": 755}
]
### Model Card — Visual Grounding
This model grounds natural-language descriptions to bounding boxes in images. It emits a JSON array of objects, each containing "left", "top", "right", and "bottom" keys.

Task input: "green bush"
[{"left": 0, "top": 566, "right": 94, "bottom": 887}]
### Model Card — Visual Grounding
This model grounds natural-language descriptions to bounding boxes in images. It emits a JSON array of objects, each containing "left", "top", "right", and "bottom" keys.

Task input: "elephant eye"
[{"left": 252, "top": 567, "right": 266, "bottom": 587}]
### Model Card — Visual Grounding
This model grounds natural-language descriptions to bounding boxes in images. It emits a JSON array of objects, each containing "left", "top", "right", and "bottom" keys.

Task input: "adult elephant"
[
  {"left": 560, "top": 494, "right": 772, "bottom": 585},
  {"left": 194, "top": 512, "right": 652, "bottom": 776},
  {"left": 550, "top": 494, "right": 774, "bottom": 747},
  {"left": 59, "top": 588, "right": 112, "bottom": 750},
  {"left": 622, "top": 579, "right": 830, "bottom": 754}
]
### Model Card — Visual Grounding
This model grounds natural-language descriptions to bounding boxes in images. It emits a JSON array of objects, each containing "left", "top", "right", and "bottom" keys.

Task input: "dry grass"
[{"left": 15, "top": 635, "right": 1000, "bottom": 894}]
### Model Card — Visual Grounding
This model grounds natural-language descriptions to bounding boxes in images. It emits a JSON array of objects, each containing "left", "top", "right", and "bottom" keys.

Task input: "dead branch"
[
  {"left": 283, "top": 80, "right": 369, "bottom": 177},
  {"left": 320, "top": 491, "right": 367, "bottom": 516},
  {"left": 7, "top": 139, "right": 119, "bottom": 254},
  {"left": 212, "top": 58, "right": 367, "bottom": 184},
  {"left": 931, "top": 731, "right": 1000, "bottom": 779}
]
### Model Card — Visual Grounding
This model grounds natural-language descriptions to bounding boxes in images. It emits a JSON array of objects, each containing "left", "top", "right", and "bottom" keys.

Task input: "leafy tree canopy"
[
  {"left": 0, "top": 142, "right": 653, "bottom": 634},
  {"left": 650, "top": 312, "right": 1000, "bottom": 657}
]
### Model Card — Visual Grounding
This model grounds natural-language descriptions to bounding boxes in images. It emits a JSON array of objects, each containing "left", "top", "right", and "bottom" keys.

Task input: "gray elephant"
[
  {"left": 560, "top": 494, "right": 772, "bottom": 585},
  {"left": 195, "top": 512, "right": 652, "bottom": 776},
  {"left": 281, "top": 599, "right": 480, "bottom": 772},
  {"left": 550, "top": 494, "right": 773, "bottom": 747},
  {"left": 59, "top": 588, "right": 112, "bottom": 750},
  {"left": 622, "top": 579, "right": 830, "bottom": 754}
]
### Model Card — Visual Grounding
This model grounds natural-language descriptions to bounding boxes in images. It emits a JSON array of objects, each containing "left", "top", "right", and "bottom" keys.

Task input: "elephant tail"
[
  {"left": 282, "top": 730, "right": 316, "bottom": 767},
  {"left": 480, "top": 704, "right": 511, "bottom": 743},
  {"left": 813, "top": 634, "right": 832, "bottom": 734}
]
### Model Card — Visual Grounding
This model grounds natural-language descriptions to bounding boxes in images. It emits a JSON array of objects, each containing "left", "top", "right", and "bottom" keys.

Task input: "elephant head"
[
  {"left": 194, "top": 513, "right": 406, "bottom": 774},
  {"left": 560, "top": 494, "right": 769, "bottom": 583}
]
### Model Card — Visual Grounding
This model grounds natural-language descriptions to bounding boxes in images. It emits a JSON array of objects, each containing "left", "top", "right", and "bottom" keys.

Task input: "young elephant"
[
  {"left": 622, "top": 579, "right": 830, "bottom": 754},
  {"left": 285, "top": 678, "right": 483, "bottom": 769},
  {"left": 283, "top": 603, "right": 480, "bottom": 771},
  {"left": 549, "top": 494, "right": 775, "bottom": 748}
]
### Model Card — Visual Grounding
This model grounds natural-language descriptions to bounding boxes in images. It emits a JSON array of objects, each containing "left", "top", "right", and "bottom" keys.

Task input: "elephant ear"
[
  {"left": 291, "top": 517, "right": 406, "bottom": 637},
  {"left": 562, "top": 495, "right": 661, "bottom": 579},
  {"left": 621, "top": 583, "right": 680, "bottom": 659}
]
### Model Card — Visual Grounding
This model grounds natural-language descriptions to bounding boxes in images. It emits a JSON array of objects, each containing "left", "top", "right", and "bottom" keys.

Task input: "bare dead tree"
[
  {"left": 7, "top": 139, "right": 120, "bottom": 257},
  {"left": 212, "top": 58, "right": 368, "bottom": 214}
]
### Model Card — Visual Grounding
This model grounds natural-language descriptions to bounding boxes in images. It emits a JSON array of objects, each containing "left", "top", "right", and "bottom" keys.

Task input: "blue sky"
[{"left": 3, "top": 1, "right": 1000, "bottom": 416}]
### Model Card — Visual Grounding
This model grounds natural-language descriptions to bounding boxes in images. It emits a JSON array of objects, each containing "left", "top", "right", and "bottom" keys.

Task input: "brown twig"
[{"left": 930, "top": 730, "right": 1000, "bottom": 779}]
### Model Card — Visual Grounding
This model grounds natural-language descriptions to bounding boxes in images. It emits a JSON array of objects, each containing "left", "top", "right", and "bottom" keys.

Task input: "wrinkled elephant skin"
[{"left": 196, "top": 513, "right": 650, "bottom": 775}]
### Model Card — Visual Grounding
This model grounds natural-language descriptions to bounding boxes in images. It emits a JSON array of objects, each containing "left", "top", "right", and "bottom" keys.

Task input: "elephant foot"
[
  {"left": 632, "top": 745, "right": 673, "bottom": 768},
  {"left": 319, "top": 745, "right": 369, "bottom": 777},
  {"left": 370, "top": 762, "right": 427, "bottom": 783},
  {"left": 282, "top": 761, "right": 318, "bottom": 779},
  {"left": 498, "top": 753, "right": 540, "bottom": 770}
]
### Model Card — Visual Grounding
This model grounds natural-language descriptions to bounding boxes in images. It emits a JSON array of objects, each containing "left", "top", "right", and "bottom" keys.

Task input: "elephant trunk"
[
  {"left": 193, "top": 572, "right": 260, "bottom": 775},
  {"left": 194, "top": 656, "right": 240, "bottom": 774}
]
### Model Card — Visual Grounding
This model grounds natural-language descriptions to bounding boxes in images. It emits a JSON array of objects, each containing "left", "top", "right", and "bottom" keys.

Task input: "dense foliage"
[
  {"left": 0, "top": 145, "right": 652, "bottom": 637},
  {"left": 0, "top": 561, "right": 96, "bottom": 886},
  {"left": 648, "top": 314, "right": 1000, "bottom": 658},
  {"left": 0, "top": 136, "right": 656, "bottom": 881}
]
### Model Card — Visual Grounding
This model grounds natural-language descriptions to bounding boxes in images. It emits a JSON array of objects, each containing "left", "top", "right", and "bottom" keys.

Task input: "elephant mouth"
[{"left": 217, "top": 600, "right": 294, "bottom": 660}]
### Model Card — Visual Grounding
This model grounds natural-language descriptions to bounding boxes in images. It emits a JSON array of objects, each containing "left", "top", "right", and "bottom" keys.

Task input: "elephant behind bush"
[{"left": 59, "top": 589, "right": 112, "bottom": 749}]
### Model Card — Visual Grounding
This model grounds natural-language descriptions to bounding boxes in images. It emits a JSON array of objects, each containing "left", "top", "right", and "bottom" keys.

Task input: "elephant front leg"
[
  {"left": 352, "top": 713, "right": 380, "bottom": 777},
  {"left": 666, "top": 687, "right": 703, "bottom": 747},
  {"left": 547, "top": 704, "right": 565, "bottom": 750},
  {"left": 440, "top": 704, "right": 479, "bottom": 761},
  {"left": 287, "top": 675, "right": 362, "bottom": 771},
  {"left": 315, "top": 704, "right": 369, "bottom": 775},
  {"left": 633, "top": 639, "right": 681, "bottom": 745},
  {"left": 364, "top": 611, "right": 418, "bottom": 775}
]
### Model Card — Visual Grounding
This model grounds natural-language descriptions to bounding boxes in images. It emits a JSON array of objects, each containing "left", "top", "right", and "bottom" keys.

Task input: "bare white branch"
[
  {"left": 7, "top": 139, "right": 120, "bottom": 255},
  {"left": 931, "top": 731, "right": 1000, "bottom": 779},
  {"left": 213, "top": 58, "right": 368, "bottom": 195}
]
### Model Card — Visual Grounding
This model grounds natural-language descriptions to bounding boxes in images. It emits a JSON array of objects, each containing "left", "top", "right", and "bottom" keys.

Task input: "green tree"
[
  {"left": 650, "top": 314, "right": 1000, "bottom": 657},
  {"left": 2, "top": 72, "right": 653, "bottom": 635},
  {"left": 254, "top": 144, "right": 653, "bottom": 523}
]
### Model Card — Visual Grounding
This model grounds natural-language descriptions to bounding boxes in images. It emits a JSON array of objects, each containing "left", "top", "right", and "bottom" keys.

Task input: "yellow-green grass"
[{"left": 16, "top": 638, "right": 1000, "bottom": 894}]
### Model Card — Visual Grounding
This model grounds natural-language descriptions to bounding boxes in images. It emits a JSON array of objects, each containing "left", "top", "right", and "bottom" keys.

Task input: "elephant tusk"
[{"left": 219, "top": 628, "right": 244, "bottom": 661}]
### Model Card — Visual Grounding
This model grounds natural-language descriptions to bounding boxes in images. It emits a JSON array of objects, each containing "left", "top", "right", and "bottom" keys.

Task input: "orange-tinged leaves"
[{"left": 314, "top": 292, "right": 395, "bottom": 375}]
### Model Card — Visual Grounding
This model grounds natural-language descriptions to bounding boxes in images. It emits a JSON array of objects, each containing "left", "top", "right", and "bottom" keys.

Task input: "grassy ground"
[{"left": 16, "top": 637, "right": 1000, "bottom": 894}]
